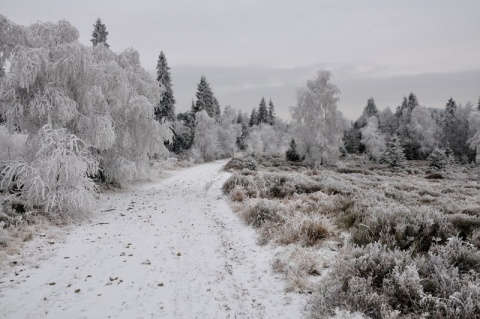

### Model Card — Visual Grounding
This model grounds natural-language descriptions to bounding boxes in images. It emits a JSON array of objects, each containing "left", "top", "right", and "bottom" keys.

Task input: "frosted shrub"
[
  {"left": 277, "top": 213, "right": 334, "bottom": 246},
  {"left": 1, "top": 126, "right": 98, "bottom": 216},
  {"left": 242, "top": 199, "right": 285, "bottom": 228},
  {"left": 350, "top": 202, "right": 454, "bottom": 253}
]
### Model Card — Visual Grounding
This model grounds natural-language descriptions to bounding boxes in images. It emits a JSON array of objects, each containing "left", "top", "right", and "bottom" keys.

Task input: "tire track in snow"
[{"left": 0, "top": 160, "right": 303, "bottom": 319}]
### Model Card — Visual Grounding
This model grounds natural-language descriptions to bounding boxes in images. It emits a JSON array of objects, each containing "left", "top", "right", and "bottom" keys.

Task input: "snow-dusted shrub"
[
  {"left": 1, "top": 126, "right": 98, "bottom": 215},
  {"left": 308, "top": 243, "right": 410, "bottom": 319},
  {"left": 223, "top": 157, "right": 257, "bottom": 171},
  {"left": 428, "top": 147, "right": 448, "bottom": 170},
  {"left": 276, "top": 213, "right": 334, "bottom": 247},
  {"left": 350, "top": 202, "right": 454, "bottom": 253},
  {"left": 272, "top": 246, "right": 321, "bottom": 293},
  {"left": 222, "top": 173, "right": 257, "bottom": 195},
  {"left": 447, "top": 213, "right": 480, "bottom": 241},
  {"left": 242, "top": 199, "right": 285, "bottom": 228},
  {"left": 309, "top": 239, "right": 480, "bottom": 319}
]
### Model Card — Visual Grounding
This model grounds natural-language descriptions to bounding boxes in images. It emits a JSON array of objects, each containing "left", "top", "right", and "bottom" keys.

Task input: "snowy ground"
[{"left": 0, "top": 160, "right": 304, "bottom": 319}]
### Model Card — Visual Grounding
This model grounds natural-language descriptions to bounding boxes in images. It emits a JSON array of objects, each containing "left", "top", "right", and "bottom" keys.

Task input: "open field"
[{"left": 223, "top": 155, "right": 480, "bottom": 319}]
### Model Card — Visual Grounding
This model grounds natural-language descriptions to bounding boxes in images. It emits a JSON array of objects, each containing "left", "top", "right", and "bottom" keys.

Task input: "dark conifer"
[{"left": 91, "top": 18, "right": 109, "bottom": 48}]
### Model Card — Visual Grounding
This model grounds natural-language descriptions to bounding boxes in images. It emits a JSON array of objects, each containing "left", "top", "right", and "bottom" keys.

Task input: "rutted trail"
[{"left": 0, "top": 160, "right": 303, "bottom": 319}]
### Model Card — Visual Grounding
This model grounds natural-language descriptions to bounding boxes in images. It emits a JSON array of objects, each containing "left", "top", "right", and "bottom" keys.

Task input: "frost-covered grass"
[{"left": 222, "top": 155, "right": 480, "bottom": 318}]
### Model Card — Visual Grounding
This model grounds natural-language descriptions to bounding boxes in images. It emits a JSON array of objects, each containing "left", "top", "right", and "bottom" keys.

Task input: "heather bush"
[
  {"left": 350, "top": 204, "right": 454, "bottom": 253},
  {"left": 241, "top": 199, "right": 285, "bottom": 228},
  {"left": 308, "top": 240, "right": 480, "bottom": 319},
  {"left": 223, "top": 157, "right": 257, "bottom": 171}
]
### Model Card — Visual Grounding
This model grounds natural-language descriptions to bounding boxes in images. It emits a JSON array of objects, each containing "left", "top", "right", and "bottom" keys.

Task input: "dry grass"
[{"left": 223, "top": 154, "right": 480, "bottom": 318}]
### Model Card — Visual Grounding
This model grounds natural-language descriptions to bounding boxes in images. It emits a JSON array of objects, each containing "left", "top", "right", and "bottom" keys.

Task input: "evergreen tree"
[
  {"left": 213, "top": 97, "right": 221, "bottom": 118},
  {"left": 442, "top": 98, "right": 465, "bottom": 158},
  {"left": 236, "top": 111, "right": 248, "bottom": 150},
  {"left": 193, "top": 76, "right": 217, "bottom": 118},
  {"left": 257, "top": 97, "right": 269, "bottom": 124},
  {"left": 286, "top": 139, "right": 301, "bottom": 161},
  {"left": 249, "top": 108, "right": 258, "bottom": 127},
  {"left": 154, "top": 51, "right": 175, "bottom": 122},
  {"left": 428, "top": 148, "right": 448, "bottom": 170},
  {"left": 268, "top": 99, "right": 276, "bottom": 125},
  {"left": 91, "top": 18, "right": 109, "bottom": 48},
  {"left": 382, "top": 135, "right": 406, "bottom": 168},
  {"left": 362, "top": 97, "right": 378, "bottom": 119},
  {"left": 395, "top": 93, "right": 421, "bottom": 160},
  {"left": 477, "top": 96, "right": 480, "bottom": 111}
]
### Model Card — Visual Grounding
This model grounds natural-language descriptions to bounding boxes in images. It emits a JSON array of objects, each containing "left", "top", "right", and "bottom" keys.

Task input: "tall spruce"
[
  {"left": 257, "top": 97, "right": 269, "bottom": 124},
  {"left": 91, "top": 18, "right": 109, "bottom": 48},
  {"left": 249, "top": 108, "right": 258, "bottom": 127},
  {"left": 193, "top": 76, "right": 217, "bottom": 118},
  {"left": 268, "top": 99, "right": 276, "bottom": 125},
  {"left": 155, "top": 51, "right": 175, "bottom": 122},
  {"left": 395, "top": 93, "right": 420, "bottom": 160},
  {"left": 213, "top": 97, "right": 221, "bottom": 118},
  {"left": 362, "top": 97, "right": 378, "bottom": 118}
]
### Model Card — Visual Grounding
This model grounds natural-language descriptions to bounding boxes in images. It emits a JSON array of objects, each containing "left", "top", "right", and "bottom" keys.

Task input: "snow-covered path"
[{"left": 0, "top": 160, "right": 303, "bottom": 319}]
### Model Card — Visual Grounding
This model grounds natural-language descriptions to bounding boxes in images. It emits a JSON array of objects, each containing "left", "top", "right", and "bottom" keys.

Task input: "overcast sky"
[{"left": 2, "top": 0, "right": 480, "bottom": 120}]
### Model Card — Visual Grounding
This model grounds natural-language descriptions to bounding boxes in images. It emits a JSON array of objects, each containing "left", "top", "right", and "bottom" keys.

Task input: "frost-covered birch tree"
[
  {"left": 290, "top": 71, "right": 348, "bottom": 166},
  {"left": 360, "top": 116, "right": 386, "bottom": 161},
  {"left": 0, "top": 16, "right": 171, "bottom": 214},
  {"left": 216, "top": 106, "right": 241, "bottom": 158},
  {"left": 192, "top": 110, "right": 217, "bottom": 161},
  {"left": 407, "top": 106, "right": 441, "bottom": 158}
]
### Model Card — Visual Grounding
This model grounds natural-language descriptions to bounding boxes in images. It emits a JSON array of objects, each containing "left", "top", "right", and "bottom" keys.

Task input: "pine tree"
[
  {"left": 154, "top": 51, "right": 175, "bottom": 122},
  {"left": 428, "top": 148, "right": 448, "bottom": 170},
  {"left": 193, "top": 76, "right": 217, "bottom": 118},
  {"left": 268, "top": 99, "right": 276, "bottom": 125},
  {"left": 213, "top": 97, "right": 221, "bottom": 118},
  {"left": 286, "top": 139, "right": 301, "bottom": 161},
  {"left": 382, "top": 135, "right": 406, "bottom": 168},
  {"left": 442, "top": 98, "right": 464, "bottom": 158},
  {"left": 257, "top": 97, "right": 269, "bottom": 124},
  {"left": 362, "top": 97, "right": 378, "bottom": 119},
  {"left": 91, "top": 18, "right": 109, "bottom": 48},
  {"left": 249, "top": 108, "right": 258, "bottom": 127},
  {"left": 477, "top": 96, "right": 480, "bottom": 111}
]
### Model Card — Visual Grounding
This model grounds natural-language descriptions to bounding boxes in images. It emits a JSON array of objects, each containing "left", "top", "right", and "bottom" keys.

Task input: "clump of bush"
[
  {"left": 241, "top": 199, "right": 285, "bottom": 228},
  {"left": 223, "top": 157, "right": 258, "bottom": 171},
  {"left": 308, "top": 240, "right": 480, "bottom": 319},
  {"left": 350, "top": 204, "right": 454, "bottom": 253}
]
